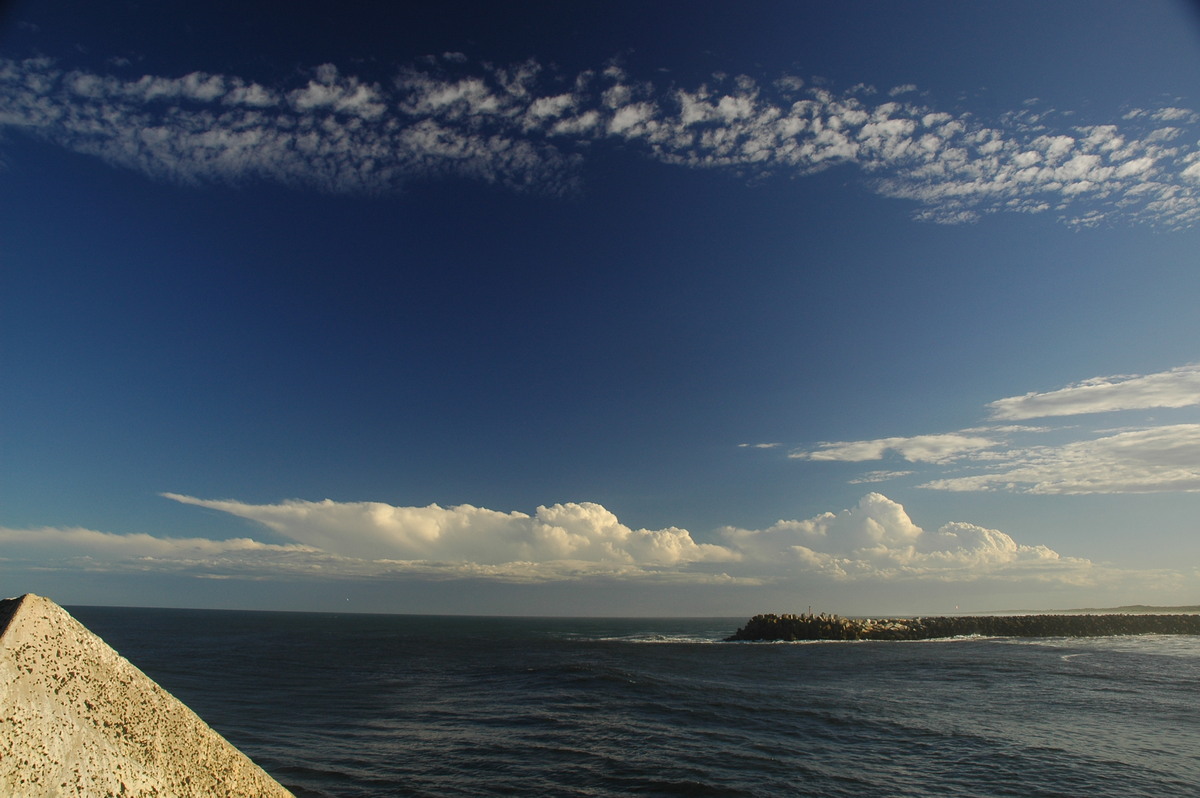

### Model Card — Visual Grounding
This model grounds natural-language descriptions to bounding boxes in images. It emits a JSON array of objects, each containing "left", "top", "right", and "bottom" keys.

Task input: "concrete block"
[{"left": 0, "top": 594, "right": 293, "bottom": 797}]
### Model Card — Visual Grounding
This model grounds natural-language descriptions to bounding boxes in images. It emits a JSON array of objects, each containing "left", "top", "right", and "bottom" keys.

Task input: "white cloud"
[
  {"left": 791, "top": 433, "right": 997, "bottom": 463},
  {"left": 161, "top": 493, "right": 734, "bottom": 567},
  {"left": 849, "top": 470, "right": 915, "bottom": 484},
  {"left": 0, "top": 522, "right": 741, "bottom": 585},
  {"left": 988, "top": 364, "right": 1200, "bottom": 420},
  {"left": 921, "top": 424, "right": 1200, "bottom": 494},
  {"left": 717, "top": 493, "right": 1089, "bottom": 583},
  {"left": 787, "top": 364, "right": 1200, "bottom": 495},
  {"left": 0, "top": 57, "right": 580, "bottom": 194},
  {"left": 288, "top": 63, "right": 386, "bottom": 119},
  {"left": 2, "top": 56, "right": 1198, "bottom": 226},
  {"left": 0, "top": 492, "right": 1113, "bottom": 592},
  {"left": 170, "top": 491, "right": 1098, "bottom": 588},
  {"left": 0, "top": 525, "right": 328, "bottom": 580},
  {"left": 0, "top": 525, "right": 316, "bottom": 559}
]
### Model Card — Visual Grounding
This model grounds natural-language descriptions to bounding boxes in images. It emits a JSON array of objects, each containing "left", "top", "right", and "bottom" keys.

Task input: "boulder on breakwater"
[
  {"left": 0, "top": 593, "right": 294, "bottom": 797},
  {"left": 727, "top": 611, "right": 1200, "bottom": 641}
]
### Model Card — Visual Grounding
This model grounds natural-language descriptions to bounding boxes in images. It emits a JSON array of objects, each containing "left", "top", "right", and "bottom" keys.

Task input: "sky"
[{"left": 3, "top": 0, "right": 1200, "bottom": 616}]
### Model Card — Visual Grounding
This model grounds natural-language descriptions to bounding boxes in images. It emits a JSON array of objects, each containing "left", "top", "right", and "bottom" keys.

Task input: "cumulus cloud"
[
  {"left": 2, "top": 56, "right": 1199, "bottom": 226},
  {"left": 0, "top": 521, "right": 738, "bottom": 584},
  {"left": 150, "top": 492, "right": 1100, "bottom": 585},
  {"left": 0, "top": 493, "right": 1106, "bottom": 588},
  {"left": 161, "top": 493, "right": 734, "bottom": 567},
  {"left": 717, "top": 493, "right": 1088, "bottom": 583},
  {"left": 988, "top": 363, "right": 1200, "bottom": 420}
]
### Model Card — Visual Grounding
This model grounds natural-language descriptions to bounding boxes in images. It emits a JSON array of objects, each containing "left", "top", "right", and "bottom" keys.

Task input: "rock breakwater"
[{"left": 727, "top": 612, "right": 1200, "bottom": 641}]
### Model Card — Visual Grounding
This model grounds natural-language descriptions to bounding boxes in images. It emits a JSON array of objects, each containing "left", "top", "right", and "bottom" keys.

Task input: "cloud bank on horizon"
[
  {"left": 3, "top": 55, "right": 1200, "bottom": 227},
  {"left": 0, "top": 492, "right": 1103, "bottom": 591},
  {"left": 1, "top": 365, "right": 1194, "bottom": 601},
  {"left": 790, "top": 363, "right": 1200, "bottom": 494}
]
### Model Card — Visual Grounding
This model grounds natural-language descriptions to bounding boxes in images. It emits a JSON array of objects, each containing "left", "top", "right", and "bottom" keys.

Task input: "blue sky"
[{"left": 3, "top": 1, "right": 1200, "bottom": 615}]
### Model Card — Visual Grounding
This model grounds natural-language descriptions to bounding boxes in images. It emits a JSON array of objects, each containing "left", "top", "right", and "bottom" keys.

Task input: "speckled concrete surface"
[{"left": 0, "top": 594, "right": 294, "bottom": 797}]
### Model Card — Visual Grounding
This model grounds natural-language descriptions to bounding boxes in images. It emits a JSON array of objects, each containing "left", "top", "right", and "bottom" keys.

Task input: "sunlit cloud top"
[{"left": 0, "top": 492, "right": 1108, "bottom": 590}]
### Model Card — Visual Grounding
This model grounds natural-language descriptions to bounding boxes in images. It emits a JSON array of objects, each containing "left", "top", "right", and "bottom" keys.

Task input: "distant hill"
[
  {"left": 977, "top": 605, "right": 1200, "bottom": 615},
  {"left": 895, "top": 605, "right": 1200, "bottom": 617},
  {"left": 1057, "top": 604, "right": 1200, "bottom": 614}
]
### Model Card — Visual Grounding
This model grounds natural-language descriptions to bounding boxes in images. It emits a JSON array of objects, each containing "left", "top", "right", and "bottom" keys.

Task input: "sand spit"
[{"left": 0, "top": 594, "right": 293, "bottom": 797}]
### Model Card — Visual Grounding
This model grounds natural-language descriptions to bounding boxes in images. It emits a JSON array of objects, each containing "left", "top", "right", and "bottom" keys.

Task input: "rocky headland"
[{"left": 727, "top": 611, "right": 1200, "bottom": 641}]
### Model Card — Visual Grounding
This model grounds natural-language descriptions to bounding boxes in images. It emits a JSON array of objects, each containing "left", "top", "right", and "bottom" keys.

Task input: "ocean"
[{"left": 68, "top": 606, "right": 1200, "bottom": 798}]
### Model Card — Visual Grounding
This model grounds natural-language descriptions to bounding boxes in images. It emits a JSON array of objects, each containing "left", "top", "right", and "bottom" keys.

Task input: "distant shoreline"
[
  {"left": 983, "top": 605, "right": 1200, "bottom": 616},
  {"left": 727, "top": 612, "right": 1200, "bottom": 642},
  {"left": 1042, "top": 605, "right": 1200, "bottom": 615}
]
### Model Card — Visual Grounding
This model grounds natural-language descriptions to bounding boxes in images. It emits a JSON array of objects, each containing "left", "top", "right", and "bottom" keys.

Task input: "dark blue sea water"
[{"left": 67, "top": 607, "right": 1200, "bottom": 798}]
